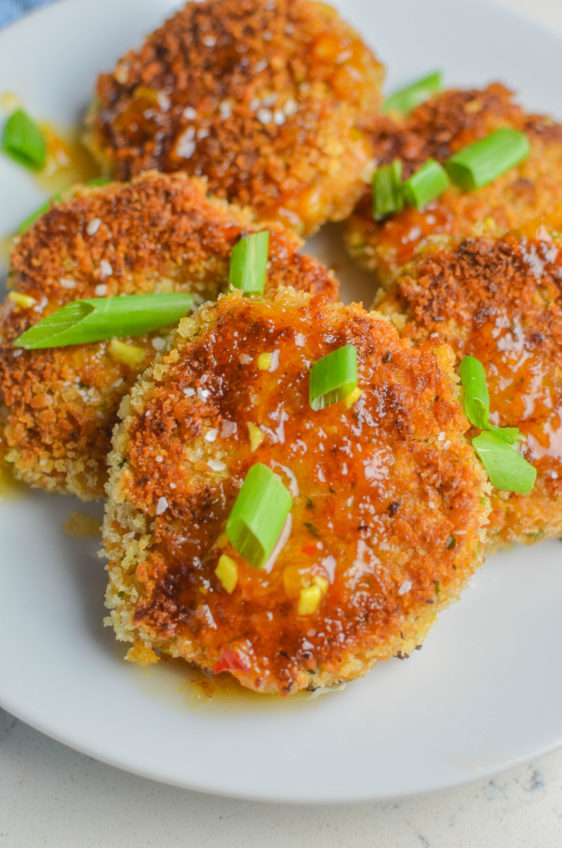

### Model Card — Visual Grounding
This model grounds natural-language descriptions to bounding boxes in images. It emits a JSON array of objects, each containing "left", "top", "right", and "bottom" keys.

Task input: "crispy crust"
[
  {"left": 0, "top": 172, "right": 336, "bottom": 500},
  {"left": 375, "top": 223, "right": 562, "bottom": 548},
  {"left": 103, "top": 288, "right": 489, "bottom": 694},
  {"left": 85, "top": 0, "right": 384, "bottom": 236},
  {"left": 345, "top": 84, "right": 562, "bottom": 282}
]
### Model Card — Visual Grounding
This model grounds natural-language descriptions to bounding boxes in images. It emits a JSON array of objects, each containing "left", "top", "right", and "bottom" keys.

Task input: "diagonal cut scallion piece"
[
  {"left": 13, "top": 292, "right": 194, "bottom": 350},
  {"left": 309, "top": 344, "right": 358, "bottom": 411},
  {"left": 1, "top": 109, "right": 47, "bottom": 170},
  {"left": 472, "top": 431, "right": 536, "bottom": 494},
  {"left": 382, "top": 71, "right": 443, "bottom": 116},
  {"left": 226, "top": 463, "right": 292, "bottom": 569},
  {"left": 228, "top": 231, "right": 270, "bottom": 295},
  {"left": 446, "top": 129, "right": 531, "bottom": 191}
]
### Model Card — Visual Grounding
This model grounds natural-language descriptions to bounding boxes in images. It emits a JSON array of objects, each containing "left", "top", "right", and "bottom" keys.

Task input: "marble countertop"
[{"left": 2, "top": 0, "right": 562, "bottom": 845}]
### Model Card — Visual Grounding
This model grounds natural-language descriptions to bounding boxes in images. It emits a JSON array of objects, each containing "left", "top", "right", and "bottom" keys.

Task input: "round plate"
[{"left": 1, "top": 0, "right": 561, "bottom": 804}]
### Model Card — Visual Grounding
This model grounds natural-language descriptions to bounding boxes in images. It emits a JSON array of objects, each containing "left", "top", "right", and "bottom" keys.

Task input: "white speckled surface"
[{"left": 2, "top": 0, "right": 562, "bottom": 844}]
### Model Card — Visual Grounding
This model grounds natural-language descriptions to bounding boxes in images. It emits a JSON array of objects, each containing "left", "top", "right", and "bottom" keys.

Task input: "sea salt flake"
[
  {"left": 156, "top": 496, "right": 168, "bottom": 515},
  {"left": 86, "top": 218, "right": 101, "bottom": 236},
  {"left": 60, "top": 278, "right": 76, "bottom": 289},
  {"left": 208, "top": 459, "right": 226, "bottom": 472},
  {"left": 257, "top": 108, "right": 273, "bottom": 124},
  {"left": 219, "top": 100, "right": 233, "bottom": 120},
  {"left": 100, "top": 260, "right": 113, "bottom": 278},
  {"left": 95, "top": 284, "right": 108, "bottom": 296},
  {"left": 151, "top": 337, "right": 166, "bottom": 351},
  {"left": 205, "top": 428, "right": 218, "bottom": 443},
  {"left": 398, "top": 580, "right": 412, "bottom": 596}
]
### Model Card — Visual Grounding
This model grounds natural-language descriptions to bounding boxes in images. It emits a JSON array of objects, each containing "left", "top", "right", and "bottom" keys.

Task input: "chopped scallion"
[
  {"left": 472, "top": 431, "right": 536, "bottom": 494},
  {"left": 1, "top": 109, "right": 47, "bottom": 170},
  {"left": 226, "top": 463, "right": 292, "bottom": 569},
  {"left": 86, "top": 176, "right": 112, "bottom": 187},
  {"left": 309, "top": 344, "right": 358, "bottom": 411},
  {"left": 382, "top": 71, "right": 443, "bottom": 116},
  {"left": 401, "top": 159, "right": 450, "bottom": 210},
  {"left": 228, "top": 231, "right": 269, "bottom": 294},
  {"left": 458, "top": 355, "right": 490, "bottom": 430},
  {"left": 372, "top": 160, "right": 403, "bottom": 221},
  {"left": 13, "top": 292, "right": 194, "bottom": 349},
  {"left": 446, "top": 129, "right": 531, "bottom": 191},
  {"left": 459, "top": 354, "right": 536, "bottom": 493}
]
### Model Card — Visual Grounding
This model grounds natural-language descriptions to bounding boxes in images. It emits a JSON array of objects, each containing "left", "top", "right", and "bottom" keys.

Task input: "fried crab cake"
[
  {"left": 346, "top": 84, "right": 562, "bottom": 283},
  {"left": 84, "top": 0, "right": 384, "bottom": 236},
  {"left": 103, "top": 288, "right": 489, "bottom": 695},
  {"left": 375, "top": 222, "right": 562, "bottom": 548},
  {"left": 0, "top": 172, "right": 336, "bottom": 500}
]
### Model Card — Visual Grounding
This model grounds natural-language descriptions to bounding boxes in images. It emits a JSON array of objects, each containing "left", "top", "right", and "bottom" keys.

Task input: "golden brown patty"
[
  {"left": 85, "top": 0, "right": 384, "bottom": 236},
  {"left": 346, "top": 84, "right": 562, "bottom": 283},
  {"left": 0, "top": 172, "right": 336, "bottom": 500},
  {"left": 375, "top": 221, "right": 562, "bottom": 548},
  {"left": 103, "top": 288, "right": 489, "bottom": 695}
]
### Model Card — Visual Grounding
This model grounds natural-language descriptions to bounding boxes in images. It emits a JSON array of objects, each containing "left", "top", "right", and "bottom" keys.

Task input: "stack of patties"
[{"left": 2, "top": 0, "right": 552, "bottom": 696}]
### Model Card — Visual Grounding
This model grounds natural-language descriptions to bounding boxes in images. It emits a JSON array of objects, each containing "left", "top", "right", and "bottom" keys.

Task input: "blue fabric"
[{"left": 0, "top": 0, "right": 54, "bottom": 28}]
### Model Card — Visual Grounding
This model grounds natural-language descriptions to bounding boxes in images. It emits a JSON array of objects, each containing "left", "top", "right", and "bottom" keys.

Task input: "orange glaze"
[
  {"left": 346, "top": 84, "right": 562, "bottom": 283},
  {"left": 35, "top": 123, "right": 99, "bottom": 196},
  {"left": 379, "top": 223, "right": 562, "bottom": 543},
  {"left": 107, "top": 290, "right": 488, "bottom": 693}
]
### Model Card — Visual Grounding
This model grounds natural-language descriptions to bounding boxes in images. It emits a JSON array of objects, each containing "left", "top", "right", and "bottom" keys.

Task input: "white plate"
[{"left": 1, "top": 0, "right": 561, "bottom": 804}]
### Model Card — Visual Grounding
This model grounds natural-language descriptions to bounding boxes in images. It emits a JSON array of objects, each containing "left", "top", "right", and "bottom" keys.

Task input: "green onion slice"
[
  {"left": 309, "top": 344, "right": 358, "bottom": 411},
  {"left": 86, "top": 176, "right": 112, "bottom": 187},
  {"left": 372, "top": 160, "right": 404, "bottom": 221},
  {"left": 13, "top": 292, "right": 194, "bottom": 349},
  {"left": 459, "top": 355, "right": 490, "bottom": 430},
  {"left": 228, "top": 231, "right": 270, "bottom": 295},
  {"left": 226, "top": 463, "right": 292, "bottom": 569},
  {"left": 446, "top": 129, "right": 531, "bottom": 191},
  {"left": 1, "top": 109, "right": 47, "bottom": 170},
  {"left": 382, "top": 71, "right": 443, "bottom": 116},
  {"left": 472, "top": 431, "right": 536, "bottom": 494},
  {"left": 402, "top": 159, "right": 450, "bottom": 210}
]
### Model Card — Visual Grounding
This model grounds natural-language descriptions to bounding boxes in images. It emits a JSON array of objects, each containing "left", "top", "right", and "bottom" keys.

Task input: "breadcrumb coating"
[
  {"left": 0, "top": 172, "right": 336, "bottom": 500},
  {"left": 85, "top": 0, "right": 384, "bottom": 235},
  {"left": 346, "top": 84, "right": 562, "bottom": 283},
  {"left": 103, "top": 288, "right": 489, "bottom": 694},
  {"left": 375, "top": 221, "right": 562, "bottom": 548}
]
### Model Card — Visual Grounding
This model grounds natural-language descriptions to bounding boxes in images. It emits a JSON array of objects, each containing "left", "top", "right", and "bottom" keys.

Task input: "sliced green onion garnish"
[
  {"left": 472, "top": 431, "right": 536, "bottom": 494},
  {"left": 487, "top": 423, "right": 521, "bottom": 445},
  {"left": 226, "top": 463, "right": 292, "bottom": 569},
  {"left": 402, "top": 159, "right": 450, "bottom": 210},
  {"left": 13, "top": 292, "right": 194, "bottom": 349},
  {"left": 1, "top": 109, "right": 47, "bottom": 170},
  {"left": 309, "top": 344, "right": 358, "bottom": 411},
  {"left": 459, "top": 355, "right": 535, "bottom": 493},
  {"left": 228, "top": 231, "right": 270, "bottom": 295},
  {"left": 86, "top": 176, "right": 112, "bottom": 187},
  {"left": 17, "top": 193, "right": 62, "bottom": 234},
  {"left": 382, "top": 71, "right": 443, "bottom": 116},
  {"left": 372, "top": 160, "right": 404, "bottom": 221},
  {"left": 459, "top": 355, "right": 490, "bottom": 430},
  {"left": 446, "top": 129, "right": 531, "bottom": 191}
]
